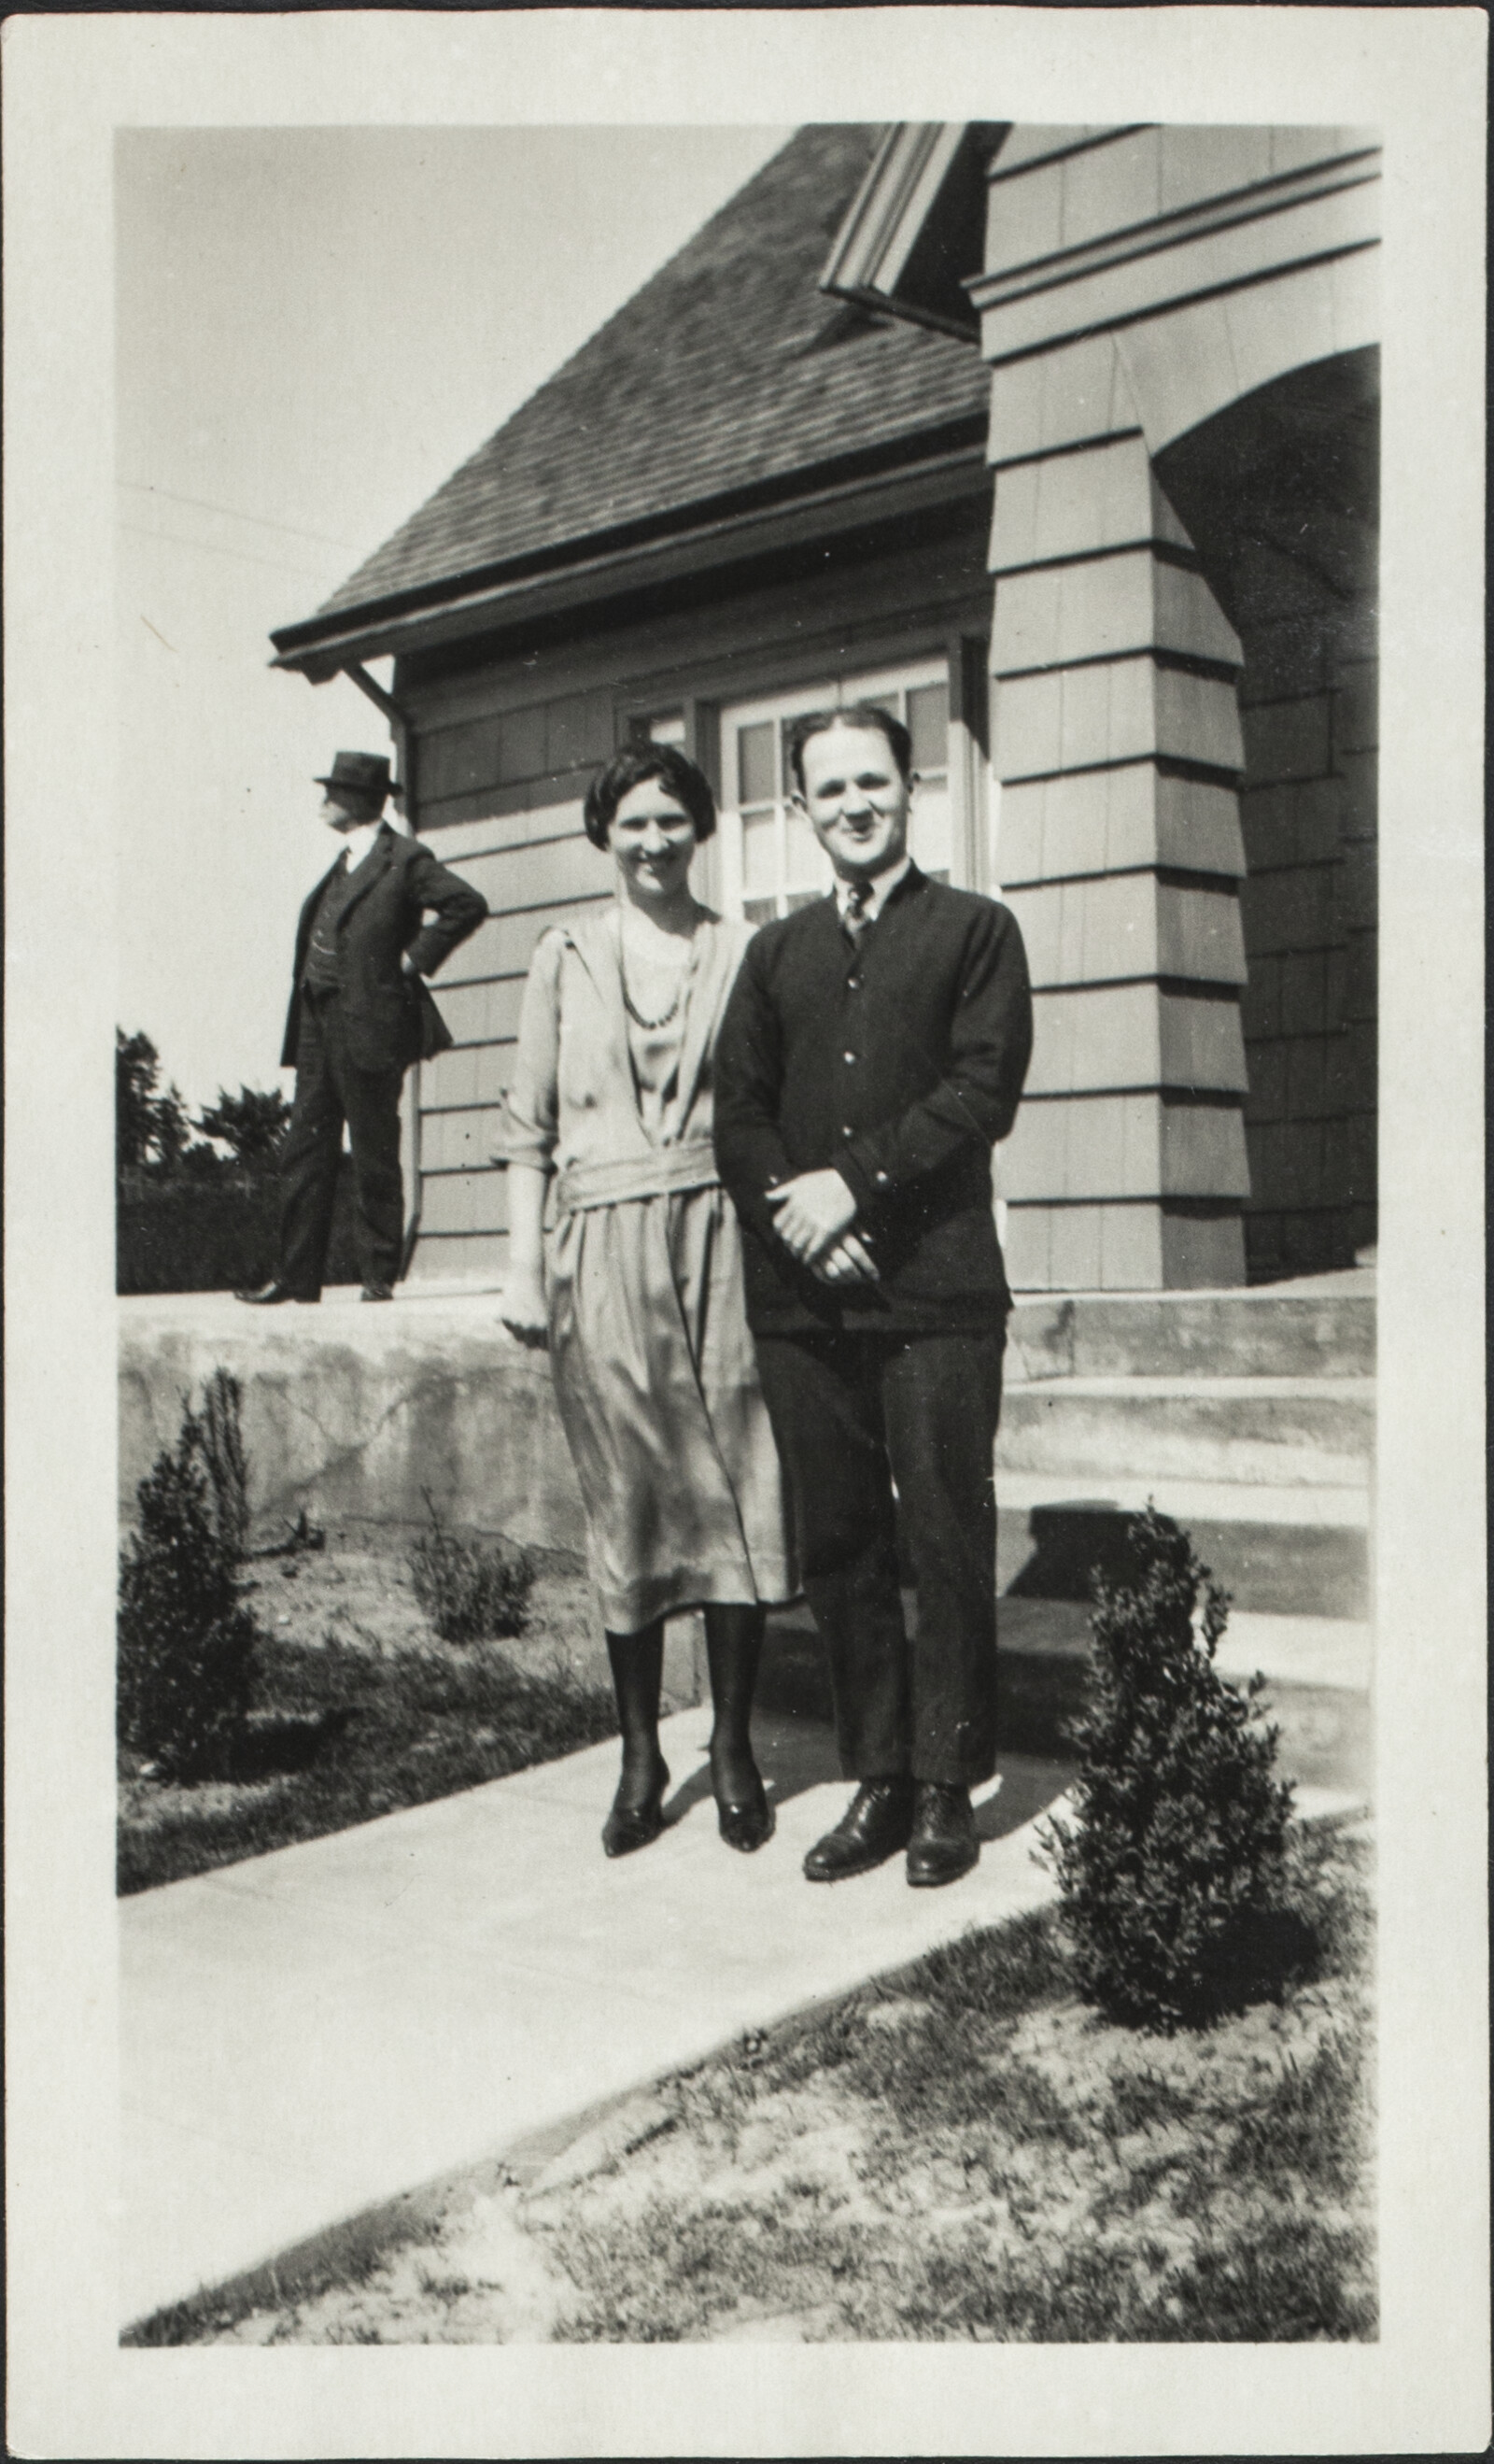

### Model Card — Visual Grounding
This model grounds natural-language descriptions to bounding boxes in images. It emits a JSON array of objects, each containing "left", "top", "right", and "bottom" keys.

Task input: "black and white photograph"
[{"left": 5, "top": 10, "right": 1487, "bottom": 2457}]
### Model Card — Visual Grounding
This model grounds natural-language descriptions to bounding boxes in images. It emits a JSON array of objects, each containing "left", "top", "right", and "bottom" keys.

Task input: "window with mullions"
[{"left": 718, "top": 660, "right": 951, "bottom": 923}]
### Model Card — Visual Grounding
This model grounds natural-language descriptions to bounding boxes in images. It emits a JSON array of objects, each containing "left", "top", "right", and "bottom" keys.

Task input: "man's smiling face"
[{"left": 794, "top": 720, "right": 913, "bottom": 884}]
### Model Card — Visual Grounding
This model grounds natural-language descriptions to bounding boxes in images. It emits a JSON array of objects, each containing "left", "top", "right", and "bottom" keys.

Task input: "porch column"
[{"left": 985, "top": 336, "right": 1250, "bottom": 1292}]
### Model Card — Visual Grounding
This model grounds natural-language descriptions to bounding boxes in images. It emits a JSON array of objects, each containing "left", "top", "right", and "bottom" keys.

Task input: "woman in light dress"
[{"left": 500, "top": 743, "right": 796, "bottom": 1858}]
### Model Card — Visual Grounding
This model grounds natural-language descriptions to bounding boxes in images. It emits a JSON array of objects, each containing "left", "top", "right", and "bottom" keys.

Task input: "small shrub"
[
  {"left": 118, "top": 1383, "right": 259, "bottom": 1780},
  {"left": 407, "top": 1494, "right": 535, "bottom": 1644},
  {"left": 1039, "top": 1505, "right": 1294, "bottom": 2032}
]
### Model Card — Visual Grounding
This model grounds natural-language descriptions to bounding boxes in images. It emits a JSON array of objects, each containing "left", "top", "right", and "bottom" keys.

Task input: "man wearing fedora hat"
[{"left": 237, "top": 751, "right": 486, "bottom": 1304}]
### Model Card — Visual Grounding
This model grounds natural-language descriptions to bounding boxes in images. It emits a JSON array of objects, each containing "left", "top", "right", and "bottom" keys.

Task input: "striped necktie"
[{"left": 841, "top": 880, "right": 872, "bottom": 949}]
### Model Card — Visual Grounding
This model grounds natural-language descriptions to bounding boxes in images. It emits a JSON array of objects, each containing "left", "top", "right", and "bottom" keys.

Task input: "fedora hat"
[{"left": 316, "top": 750, "right": 396, "bottom": 803}]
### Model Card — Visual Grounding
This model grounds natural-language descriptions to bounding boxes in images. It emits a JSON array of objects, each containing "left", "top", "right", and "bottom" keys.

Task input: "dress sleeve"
[{"left": 500, "top": 929, "right": 565, "bottom": 1171}]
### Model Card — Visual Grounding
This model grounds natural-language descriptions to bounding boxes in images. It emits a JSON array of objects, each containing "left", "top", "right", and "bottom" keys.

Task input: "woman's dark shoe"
[
  {"left": 712, "top": 1759, "right": 774, "bottom": 1854},
  {"left": 906, "top": 1781, "right": 979, "bottom": 1887},
  {"left": 803, "top": 1777, "right": 915, "bottom": 1881},
  {"left": 601, "top": 1757, "right": 669, "bottom": 1859}
]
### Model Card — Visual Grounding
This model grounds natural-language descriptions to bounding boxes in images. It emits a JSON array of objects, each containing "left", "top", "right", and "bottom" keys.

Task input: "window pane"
[
  {"left": 907, "top": 681, "right": 949, "bottom": 774},
  {"left": 647, "top": 713, "right": 686, "bottom": 746},
  {"left": 737, "top": 721, "right": 775, "bottom": 807},
  {"left": 780, "top": 724, "right": 799, "bottom": 799},
  {"left": 743, "top": 896, "right": 777, "bottom": 927},
  {"left": 741, "top": 809, "right": 776, "bottom": 896},
  {"left": 784, "top": 805, "right": 830, "bottom": 894},
  {"left": 910, "top": 783, "right": 951, "bottom": 878}
]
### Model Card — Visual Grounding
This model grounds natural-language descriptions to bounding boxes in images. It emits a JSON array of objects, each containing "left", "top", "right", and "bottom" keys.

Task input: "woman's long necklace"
[{"left": 618, "top": 916, "right": 698, "bottom": 1031}]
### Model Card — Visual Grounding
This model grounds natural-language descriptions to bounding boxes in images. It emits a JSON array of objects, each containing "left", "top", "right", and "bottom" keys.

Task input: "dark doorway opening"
[{"left": 1157, "top": 347, "right": 1379, "bottom": 1282}]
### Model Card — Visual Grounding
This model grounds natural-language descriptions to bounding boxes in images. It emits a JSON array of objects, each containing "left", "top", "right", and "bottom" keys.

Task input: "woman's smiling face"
[{"left": 608, "top": 780, "right": 698, "bottom": 900}]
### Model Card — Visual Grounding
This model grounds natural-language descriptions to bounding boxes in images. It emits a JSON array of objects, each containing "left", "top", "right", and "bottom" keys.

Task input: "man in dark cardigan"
[
  {"left": 714, "top": 704, "right": 1032, "bottom": 1887},
  {"left": 237, "top": 751, "right": 486, "bottom": 1305}
]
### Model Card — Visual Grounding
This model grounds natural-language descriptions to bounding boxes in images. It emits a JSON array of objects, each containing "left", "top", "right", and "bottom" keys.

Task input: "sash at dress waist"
[{"left": 555, "top": 1140, "right": 721, "bottom": 1215}]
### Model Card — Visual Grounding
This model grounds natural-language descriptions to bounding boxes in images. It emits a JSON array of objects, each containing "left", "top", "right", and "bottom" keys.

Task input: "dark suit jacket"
[
  {"left": 281, "top": 825, "right": 487, "bottom": 1074},
  {"left": 713, "top": 865, "right": 1033, "bottom": 1334}
]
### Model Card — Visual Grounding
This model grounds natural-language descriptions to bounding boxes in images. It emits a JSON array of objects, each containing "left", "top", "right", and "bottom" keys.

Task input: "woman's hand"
[{"left": 500, "top": 1270, "right": 549, "bottom": 1351}]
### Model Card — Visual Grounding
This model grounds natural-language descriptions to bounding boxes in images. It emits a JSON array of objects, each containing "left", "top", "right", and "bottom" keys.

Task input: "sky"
[{"left": 115, "top": 124, "right": 790, "bottom": 1111}]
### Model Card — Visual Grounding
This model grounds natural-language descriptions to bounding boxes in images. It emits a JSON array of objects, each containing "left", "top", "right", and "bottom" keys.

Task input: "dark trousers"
[
  {"left": 753, "top": 1325, "right": 1006, "bottom": 1788},
  {"left": 278, "top": 990, "right": 405, "bottom": 1294}
]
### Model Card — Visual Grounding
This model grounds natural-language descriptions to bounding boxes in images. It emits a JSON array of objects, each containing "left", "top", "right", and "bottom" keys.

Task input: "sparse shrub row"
[{"left": 406, "top": 1492, "right": 536, "bottom": 1643}]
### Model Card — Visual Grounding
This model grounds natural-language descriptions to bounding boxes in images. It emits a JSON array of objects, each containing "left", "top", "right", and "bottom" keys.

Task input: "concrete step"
[
  {"left": 997, "top": 1375, "right": 1374, "bottom": 1490},
  {"left": 995, "top": 1483, "right": 1367, "bottom": 1619},
  {"left": 996, "top": 1596, "right": 1370, "bottom": 1798},
  {"left": 1008, "top": 1272, "right": 1374, "bottom": 1383}
]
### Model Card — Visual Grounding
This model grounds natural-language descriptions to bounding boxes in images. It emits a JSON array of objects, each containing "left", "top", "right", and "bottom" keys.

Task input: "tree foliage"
[
  {"left": 1041, "top": 1507, "right": 1295, "bottom": 2032},
  {"left": 116, "top": 1029, "right": 191, "bottom": 1172},
  {"left": 196, "top": 1084, "right": 292, "bottom": 1168}
]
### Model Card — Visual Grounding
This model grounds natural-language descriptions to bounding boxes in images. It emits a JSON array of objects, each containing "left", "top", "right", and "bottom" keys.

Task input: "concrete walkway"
[
  {"left": 120, "top": 1686, "right": 1362, "bottom": 2332},
  {"left": 120, "top": 1706, "right": 1071, "bottom": 2329}
]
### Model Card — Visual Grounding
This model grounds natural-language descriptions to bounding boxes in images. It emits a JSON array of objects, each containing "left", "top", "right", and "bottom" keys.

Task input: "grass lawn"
[
  {"left": 139, "top": 1820, "right": 1374, "bottom": 2345},
  {"left": 118, "top": 1532, "right": 625, "bottom": 1894}
]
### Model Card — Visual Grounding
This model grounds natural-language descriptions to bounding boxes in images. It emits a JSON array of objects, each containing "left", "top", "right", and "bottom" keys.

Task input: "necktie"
[{"left": 841, "top": 881, "right": 872, "bottom": 949}]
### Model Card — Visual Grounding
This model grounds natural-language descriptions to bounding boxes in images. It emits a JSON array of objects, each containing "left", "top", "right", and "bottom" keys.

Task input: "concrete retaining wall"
[{"left": 119, "top": 1294, "right": 585, "bottom": 1551}]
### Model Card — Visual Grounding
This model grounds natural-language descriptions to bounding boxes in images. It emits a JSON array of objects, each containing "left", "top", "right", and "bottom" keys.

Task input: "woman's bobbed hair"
[{"left": 583, "top": 741, "right": 717, "bottom": 850}]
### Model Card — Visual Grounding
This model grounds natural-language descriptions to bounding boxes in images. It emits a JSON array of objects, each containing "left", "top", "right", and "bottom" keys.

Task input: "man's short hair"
[
  {"left": 787, "top": 702, "right": 913, "bottom": 795},
  {"left": 583, "top": 741, "right": 718, "bottom": 850}
]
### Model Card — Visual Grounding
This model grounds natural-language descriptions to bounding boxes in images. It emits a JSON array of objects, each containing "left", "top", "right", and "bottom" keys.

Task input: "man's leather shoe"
[
  {"left": 803, "top": 1777, "right": 915, "bottom": 1882},
  {"left": 234, "top": 1280, "right": 319, "bottom": 1305},
  {"left": 906, "top": 1781, "right": 980, "bottom": 1888},
  {"left": 360, "top": 1281, "right": 395, "bottom": 1302}
]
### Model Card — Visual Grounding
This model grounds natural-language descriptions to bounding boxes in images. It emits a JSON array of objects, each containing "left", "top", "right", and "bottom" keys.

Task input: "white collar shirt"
[
  {"left": 834, "top": 852, "right": 911, "bottom": 924},
  {"left": 334, "top": 819, "right": 386, "bottom": 873}
]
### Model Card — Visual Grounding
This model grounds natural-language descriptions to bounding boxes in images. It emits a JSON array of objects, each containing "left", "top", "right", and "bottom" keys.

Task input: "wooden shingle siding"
[
  {"left": 419, "top": 1169, "right": 507, "bottom": 1238},
  {"left": 407, "top": 774, "right": 614, "bottom": 1279},
  {"left": 419, "top": 688, "right": 613, "bottom": 807},
  {"left": 400, "top": 511, "right": 991, "bottom": 748},
  {"left": 420, "top": 1107, "right": 507, "bottom": 1175},
  {"left": 420, "top": 1042, "right": 513, "bottom": 1110},
  {"left": 440, "top": 831, "right": 609, "bottom": 934}
]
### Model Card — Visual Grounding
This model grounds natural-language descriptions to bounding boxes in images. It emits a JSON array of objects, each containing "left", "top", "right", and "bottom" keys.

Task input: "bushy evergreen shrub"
[
  {"left": 407, "top": 1494, "right": 535, "bottom": 1644},
  {"left": 1040, "top": 1506, "right": 1294, "bottom": 2031},
  {"left": 118, "top": 1381, "right": 259, "bottom": 1779}
]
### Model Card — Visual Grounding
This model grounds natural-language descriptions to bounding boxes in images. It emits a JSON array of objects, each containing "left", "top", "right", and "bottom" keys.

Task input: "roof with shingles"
[{"left": 307, "top": 125, "right": 989, "bottom": 627}]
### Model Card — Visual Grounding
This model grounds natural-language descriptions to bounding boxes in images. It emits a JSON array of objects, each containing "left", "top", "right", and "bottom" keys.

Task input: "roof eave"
[{"left": 272, "top": 421, "right": 991, "bottom": 680}]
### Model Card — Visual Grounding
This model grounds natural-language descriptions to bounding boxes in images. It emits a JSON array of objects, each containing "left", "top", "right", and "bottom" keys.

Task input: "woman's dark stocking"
[
  {"left": 704, "top": 1604, "right": 772, "bottom": 1851},
  {"left": 602, "top": 1622, "right": 668, "bottom": 1857}
]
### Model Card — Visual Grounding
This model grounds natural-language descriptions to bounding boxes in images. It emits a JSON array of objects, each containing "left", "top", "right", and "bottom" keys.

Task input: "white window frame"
[{"left": 716, "top": 656, "right": 952, "bottom": 922}]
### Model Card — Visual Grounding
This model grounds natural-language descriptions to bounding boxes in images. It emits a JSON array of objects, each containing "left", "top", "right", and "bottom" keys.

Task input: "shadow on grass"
[
  {"left": 119, "top": 1633, "right": 618, "bottom": 1895},
  {"left": 227, "top": 1708, "right": 354, "bottom": 1781}
]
